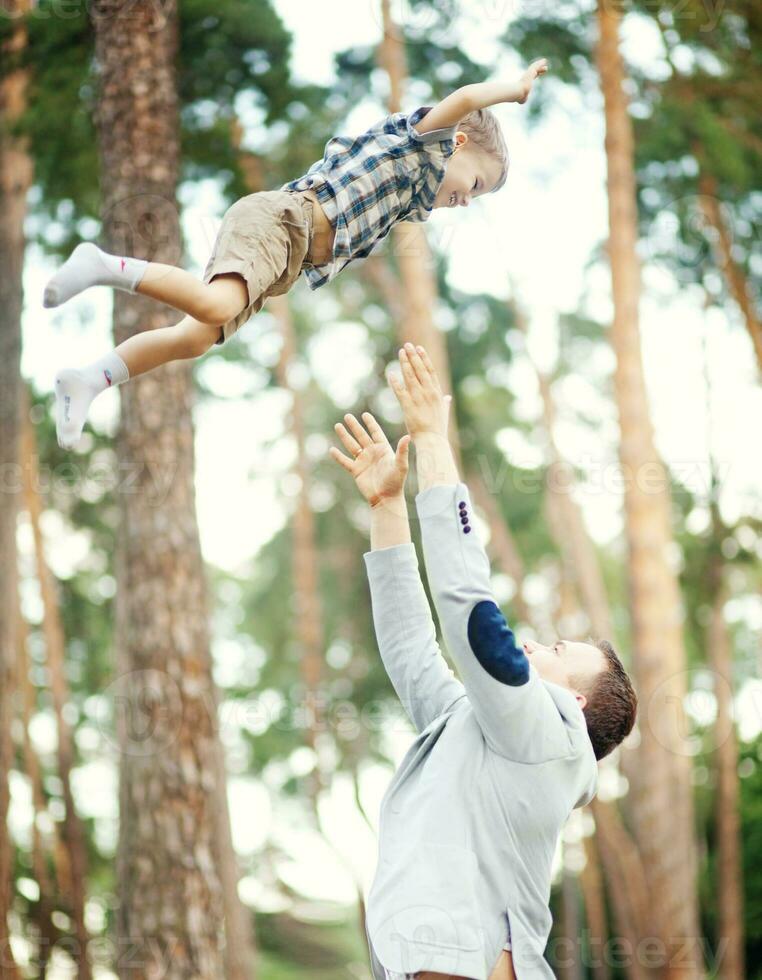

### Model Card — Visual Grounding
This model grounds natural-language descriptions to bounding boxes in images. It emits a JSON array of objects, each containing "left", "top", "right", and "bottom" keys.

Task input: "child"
[{"left": 45, "top": 60, "right": 548, "bottom": 448}]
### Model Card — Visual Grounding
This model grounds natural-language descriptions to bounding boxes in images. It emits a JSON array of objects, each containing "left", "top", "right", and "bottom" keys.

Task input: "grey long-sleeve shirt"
[{"left": 363, "top": 483, "right": 597, "bottom": 980}]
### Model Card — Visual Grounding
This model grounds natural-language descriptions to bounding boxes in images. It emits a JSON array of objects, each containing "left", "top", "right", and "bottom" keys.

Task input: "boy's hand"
[
  {"left": 389, "top": 343, "right": 452, "bottom": 439},
  {"left": 330, "top": 412, "right": 410, "bottom": 508},
  {"left": 505, "top": 58, "right": 548, "bottom": 104}
]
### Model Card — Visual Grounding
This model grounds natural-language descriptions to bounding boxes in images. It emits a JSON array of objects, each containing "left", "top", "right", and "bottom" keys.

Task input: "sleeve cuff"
[
  {"left": 415, "top": 482, "right": 471, "bottom": 520},
  {"left": 363, "top": 541, "right": 419, "bottom": 569},
  {"left": 406, "top": 106, "right": 457, "bottom": 146}
]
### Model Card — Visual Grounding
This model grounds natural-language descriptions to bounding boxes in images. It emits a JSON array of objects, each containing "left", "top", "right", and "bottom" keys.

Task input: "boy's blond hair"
[{"left": 458, "top": 108, "right": 509, "bottom": 191}]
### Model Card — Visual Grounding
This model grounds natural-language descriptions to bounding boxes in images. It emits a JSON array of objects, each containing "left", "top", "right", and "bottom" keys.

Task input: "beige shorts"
[{"left": 202, "top": 190, "right": 313, "bottom": 344}]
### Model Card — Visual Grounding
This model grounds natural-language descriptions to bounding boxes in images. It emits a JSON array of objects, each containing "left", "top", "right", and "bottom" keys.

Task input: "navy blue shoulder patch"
[{"left": 467, "top": 600, "right": 530, "bottom": 687}]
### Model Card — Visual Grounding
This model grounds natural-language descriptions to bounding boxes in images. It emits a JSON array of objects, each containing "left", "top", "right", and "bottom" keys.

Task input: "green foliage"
[
  {"left": 510, "top": 0, "right": 762, "bottom": 304},
  {"left": 11, "top": 0, "right": 325, "bottom": 252},
  {"left": 254, "top": 907, "right": 369, "bottom": 974},
  {"left": 8, "top": 1, "right": 761, "bottom": 975}
]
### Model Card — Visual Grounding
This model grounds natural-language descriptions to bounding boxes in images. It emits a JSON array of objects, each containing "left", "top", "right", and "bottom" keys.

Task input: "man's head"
[
  {"left": 434, "top": 108, "right": 509, "bottom": 209},
  {"left": 523, "top": 638, "right": 638, "bottom": 761}
]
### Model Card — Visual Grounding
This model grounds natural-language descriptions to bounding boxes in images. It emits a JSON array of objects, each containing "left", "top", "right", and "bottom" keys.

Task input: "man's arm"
[
  {"left": 412, "top": 59, "right": 548, "bottom": 135},
  {"left": 330, "top": 412, "right": 465, "bottom": 733},
  {"left": 390, "top": 346, "right": 575, "bottom": 761},
  {"left": 366, "top": 495, "right": 465, "bottom": 732}
]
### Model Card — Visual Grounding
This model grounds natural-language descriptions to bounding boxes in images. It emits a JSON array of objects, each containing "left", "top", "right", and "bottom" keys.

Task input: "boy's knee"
[
  {"left": 198, "top": 277, "right": 248, "bottom": 324},
  {"left": 195, "top": 295, "right": 231, "bottom": 325},
  {"left": 181, "top": 320, "right": 221, "bottom": 357}
]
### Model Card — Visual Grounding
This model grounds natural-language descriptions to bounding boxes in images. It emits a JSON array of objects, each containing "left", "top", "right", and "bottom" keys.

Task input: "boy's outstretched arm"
[
  {"left": 389, "top": 344, "right": 580, "bottom": 762},
  {"left": 330, "top": 412, "right": 465, "bottom": 732},
  {"left": 413, "top": 58, "right": 548, "bottom": 135}
]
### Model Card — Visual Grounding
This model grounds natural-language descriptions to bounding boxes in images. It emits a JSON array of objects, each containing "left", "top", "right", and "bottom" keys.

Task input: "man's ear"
[
  {"left": 575, "top": 692, "right": 588, "bottom": 710},
  {"left": 453, "top": 130, "right": 469, "bottom": 152}
]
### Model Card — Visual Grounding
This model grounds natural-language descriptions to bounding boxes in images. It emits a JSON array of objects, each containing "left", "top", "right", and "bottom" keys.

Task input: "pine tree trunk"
[
  {"left": 15, "top": 596, "right": 59, "bottom": 978},
  {"left": 698, "top": 173, "right": 762, "bottom": 373},
  {"left": 707, "top": 550, "right": 744, "bottom": 979},
  {"left": 579, "top": 836, "right": 612, "bottom": 980},
  {"left": 0, "top": 1, "right": 33, "bottom": 973},
  {"left": 595, "top": 3, "right": 704, "bottom": 975},
  {"left": 272, "top": 296, "right": 324, "bottom": 798},
  {"left": 90, "top": 3, "right": 225, "bottom": 975},
  {"left": 377, "top": 0, "right": 460, "bottom": 464},
  {"left": 20, "top": 403, "right": 91, "bottom": 978},
  {"left": 557, "top": 864, "right": 583, "bottom": 980},
  {"left": 590, "top": 798, "right": 652, "bottom": 980}
]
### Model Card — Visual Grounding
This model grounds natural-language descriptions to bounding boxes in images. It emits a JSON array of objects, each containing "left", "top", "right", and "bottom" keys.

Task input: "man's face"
[
  {"left": 523, "top": 639, "right": 607, "bottom": 709},
  {"left": 433, "top": 135, "right": 504, "bottom": 209}
]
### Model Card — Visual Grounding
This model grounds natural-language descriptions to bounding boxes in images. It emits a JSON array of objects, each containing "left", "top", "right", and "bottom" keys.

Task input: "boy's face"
[
  {"left": 522, "top": 639, "right": 607, "bottom": 709},
  {"left": 433, "top": 134, "right": 504, "bottom": 209}
]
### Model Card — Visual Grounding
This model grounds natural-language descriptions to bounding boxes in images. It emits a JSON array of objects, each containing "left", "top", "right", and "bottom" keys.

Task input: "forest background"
[{"left": 0, "top": 0, "right": 760, "bottom": 978}]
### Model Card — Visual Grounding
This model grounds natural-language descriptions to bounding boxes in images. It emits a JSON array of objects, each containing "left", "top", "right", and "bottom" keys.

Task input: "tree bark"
[
  {"left": 557, "top": 865, "right": 583, "bottom": 980},
  {"left": 0, "top": 1, "right": 33, "bottom": 974},
  {"left": 707, "top": 551, "right": 744, "bottom": 979},
  {"left": 377, "top": 0, "right": 461, "bottom": 466},
  {"left": 590, "top": 798, "right": 652, "bottom": 980},
  {"left": 579, "top": 836, "right": 612, "bottom": 980},
  {"left": 596, "top": 3, "right": 704, "bottom": 975},
  {"left": 698, "top": 173, "right": 762, "bottom": 374},
  {"left": 272, "top": 295, "right": 325, "bottom": 797},
  {"left": 15, "top": 595, "right": 60, "bottom": 978},
  {"left": 20, "top": 401, "right": 91, "bottom": 978},
  {"left": 91, "top": 3, "right": 227, "bottom": 975}
]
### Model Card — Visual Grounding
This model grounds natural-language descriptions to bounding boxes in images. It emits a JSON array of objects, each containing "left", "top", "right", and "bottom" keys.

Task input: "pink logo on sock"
[
  {"left": 120, "top": 258, "right": 126, "bottom": 272},
  {"left": 104, "top": 369, "right": 113, "bottom": 386}
]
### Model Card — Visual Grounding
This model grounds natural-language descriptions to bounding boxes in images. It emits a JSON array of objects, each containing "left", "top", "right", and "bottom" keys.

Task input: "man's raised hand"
[
  {"left": 389, "top": 343, "right": 452, "bottom": 440},
  {"left": 330, "top": 412, "right": 410, "bottom": 507}
]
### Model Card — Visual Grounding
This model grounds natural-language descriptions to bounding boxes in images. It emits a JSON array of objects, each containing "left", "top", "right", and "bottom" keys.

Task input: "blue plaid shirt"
[{"left": 283, "top": 107, "right": 456, "bottom": 289}]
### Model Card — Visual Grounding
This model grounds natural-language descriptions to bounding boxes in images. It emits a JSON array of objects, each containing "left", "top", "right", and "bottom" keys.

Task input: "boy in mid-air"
[{"left": 44, "top": 60, "right": 548, "bottom": 448}]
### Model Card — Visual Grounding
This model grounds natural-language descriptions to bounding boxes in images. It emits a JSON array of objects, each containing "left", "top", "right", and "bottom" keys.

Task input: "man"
[{"left": 330, "top": 344, "right": 637, "bottom": 980}]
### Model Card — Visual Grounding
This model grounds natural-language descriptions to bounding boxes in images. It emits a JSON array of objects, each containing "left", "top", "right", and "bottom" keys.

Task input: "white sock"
[
  {"left": 44, "top": 242, "right": 148, "bottom": 308},
  {"left": 54, "top": 351, "right": 129, "bottom": 449}
]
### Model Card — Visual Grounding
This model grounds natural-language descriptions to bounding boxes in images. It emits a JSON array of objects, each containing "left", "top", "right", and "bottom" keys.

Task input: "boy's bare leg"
[
  {"left": 136, "top": 267, "right": 249, "bottom": 324},
  {"left": 54, "top": 315, "right": 223, "bottom": 449},
  {"left": 44, "top": 241, "right": 249, "bottom": 325},
  {"left": 115, "top": 315, "right": 223, "bottom": 377}
]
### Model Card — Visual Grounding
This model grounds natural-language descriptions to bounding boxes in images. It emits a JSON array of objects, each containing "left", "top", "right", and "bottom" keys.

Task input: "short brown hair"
[
  {"left": 578, "top": 640, "right": 637, "bottom": 761},
  {"left": 458, "top": 108, "right": 509, "bottom": 191}
]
